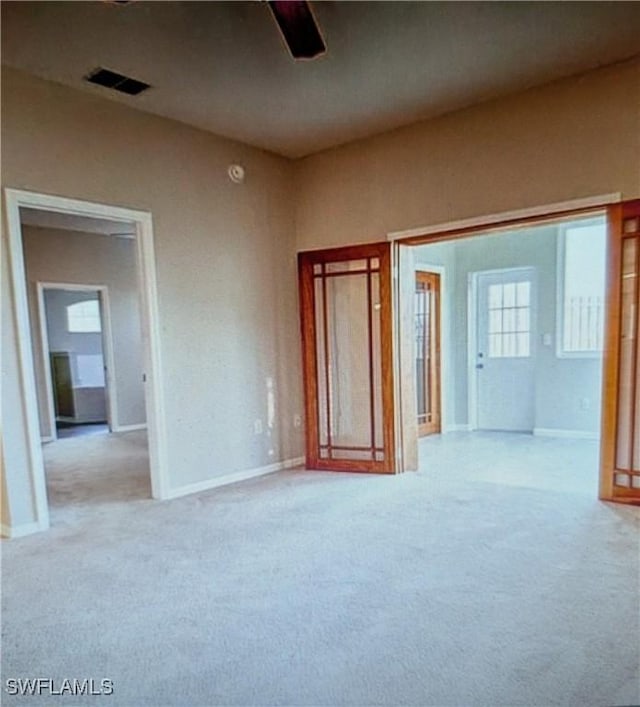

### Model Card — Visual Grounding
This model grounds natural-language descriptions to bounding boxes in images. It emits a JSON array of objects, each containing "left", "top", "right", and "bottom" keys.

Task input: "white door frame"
[
  {"left": 4, "top": 188, "right": 170, "bottom": 532},
  {"left": 36, "top": 282, "right": 119, "bottom": 441},
  {"left": 468, "top": 266, "right": 536, "bottom": 431}
]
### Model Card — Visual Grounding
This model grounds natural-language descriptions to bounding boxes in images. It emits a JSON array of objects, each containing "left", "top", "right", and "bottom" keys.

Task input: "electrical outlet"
[
  {"left": 293, "top": 414, "right": 302, "bottom": 428},
  {"left": 254, "top": 419, "right": 263, "bottom": 435},
  {"left": 580, "top": 397, "right": 590, "bottom": 411}
]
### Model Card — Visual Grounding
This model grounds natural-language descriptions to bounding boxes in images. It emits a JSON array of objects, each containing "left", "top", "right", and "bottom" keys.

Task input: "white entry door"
[{"left": 474, "top": 268, "right": 536, "bottom": 431}]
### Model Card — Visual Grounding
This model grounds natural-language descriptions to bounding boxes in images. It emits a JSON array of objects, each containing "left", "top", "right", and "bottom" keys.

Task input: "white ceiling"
[
  {"left": 20, "top": 208, "right": 136, "bottom": 237},
  {"left": 3, "top": 1, "right": 640, "bottom": 158}
]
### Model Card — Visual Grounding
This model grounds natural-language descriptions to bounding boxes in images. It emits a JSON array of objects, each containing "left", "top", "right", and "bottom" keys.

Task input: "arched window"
[{"left": 66, "top": 299, "right": 101, "bottom": 333}]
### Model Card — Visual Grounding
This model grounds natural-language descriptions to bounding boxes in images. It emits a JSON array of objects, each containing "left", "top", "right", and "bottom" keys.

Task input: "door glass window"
[
  {"left": 415, "top": 272, "right": 440, "bottom": 436},
  {"left": 488, "top": 281, "right": 531, "bottom": 358},
  {"left": 313, "top": 257, "right": 384, "bottom": 462}
]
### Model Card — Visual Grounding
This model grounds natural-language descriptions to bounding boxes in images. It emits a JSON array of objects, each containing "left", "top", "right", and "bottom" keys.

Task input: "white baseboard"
[
  {"left": 113, "top": 423, "right": 147, "bottom": 433},
  {"left": 166, "top": 456, "right": 306, "bottom": 500},
  {"left": 1, "top": 520, "right": 47, "bottom": 539},
  {"left": 443, "top": 424, "right": 470, "bottom": 433},
  {"left": 533, "top": 427, "right": 600, "bottom": 440}
]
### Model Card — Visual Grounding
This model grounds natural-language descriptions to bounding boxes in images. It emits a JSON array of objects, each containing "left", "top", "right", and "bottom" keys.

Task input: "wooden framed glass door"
[
  {"left": 298, "top": 242, "right": 395, "bottom": 473},
  {"left": 600, "top": 199, "right": 640, "bottom": 503},
  {"left": 415, "top": 271, "right": 441, "bottom": 436}
]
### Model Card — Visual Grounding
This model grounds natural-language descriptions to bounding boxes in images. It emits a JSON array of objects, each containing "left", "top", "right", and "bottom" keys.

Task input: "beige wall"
[
  {"left": 23, "top": 225, "right": 146, "bottom": 435},
  {"left": 295, "top": 58, "right": 640, "bottom": 250},
  {"left": 2, "top": 66, "right": 303, "bottom": 528}
]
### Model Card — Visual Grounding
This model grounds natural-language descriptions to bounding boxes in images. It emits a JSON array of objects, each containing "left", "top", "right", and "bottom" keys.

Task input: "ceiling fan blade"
[{"left": 268, "top": 1, "right": 326, "bottom": 60}]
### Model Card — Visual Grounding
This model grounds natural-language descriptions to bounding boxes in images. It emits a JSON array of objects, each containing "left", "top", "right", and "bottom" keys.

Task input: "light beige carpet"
[
  {"left": 43, "top": 429, "right": 151, "bottom": 527},
  {"left": 2, "top": 431, "right": 639, "bottom": 706}
]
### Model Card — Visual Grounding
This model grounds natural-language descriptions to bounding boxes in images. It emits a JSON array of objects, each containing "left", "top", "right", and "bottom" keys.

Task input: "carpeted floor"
[
  {"left": 2, "top": 431, "right": 639, "bottom": 706},
  {"left": 41, "top": 430, "right": 151, "bottom": 527},
  {"left": 56, "top": 423, "right": 110, "bottom": 439}
]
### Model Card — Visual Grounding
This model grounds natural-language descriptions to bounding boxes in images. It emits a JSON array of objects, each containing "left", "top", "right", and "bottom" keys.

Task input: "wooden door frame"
[
  {"left": 414, "top": 270, "right": 441, "bottom": 436},
  {"left": 36, "top": 282, "right": 118, "bottom": 442},
  {"left": 390, "top": 194, "right": 625, "bottom": 496},
  {"left": 298, "top": 241, "right": 396, "bottom": 473},
  {"left": 599, "top": 199, "right": 640, "bottom": 503},
  {"left": 599, "top": 202, "right": 623, "bottom": 500}
]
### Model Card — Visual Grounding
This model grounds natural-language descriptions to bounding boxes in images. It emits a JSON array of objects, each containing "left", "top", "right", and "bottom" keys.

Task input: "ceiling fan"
[
  {"left": 103, "top": 0, "right": 326, "bottom": 61},
  {"left": 267, "top": 1, "right": 326, "bottom": 60}
]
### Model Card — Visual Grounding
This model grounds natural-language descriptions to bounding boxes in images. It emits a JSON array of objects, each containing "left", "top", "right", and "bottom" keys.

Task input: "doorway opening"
[
  {"left": 402, "top": 211, "right": 608, "bottom": 496},
  {"left": 37, "top": 283, "right": 116, "bottom": 441},
  {"left": 296, "top": 197, "right": 638, "bottom": 503},
  {"left": 4, "top": 189, "right": 169, "bottom": 534}
]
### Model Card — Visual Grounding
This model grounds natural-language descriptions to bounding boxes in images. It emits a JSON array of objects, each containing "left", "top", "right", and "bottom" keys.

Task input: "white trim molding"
[
  {"left": 3, "top": 188, "right": 171, "bottom": 539},
  {"left": 534, "top": 428, "right": 600, "bottom": 440},
  {"left": 4, "top": 192, "right": 52, "bottom": 531},
  {"left": 36, "top": 282, "right": 120, "bottom": 439},
  {"left": 166, "top": 457, "right": 305, "bottom": 500},
  {"left": 387, "top": 194, "right": 620, "bottom": 241},
  {"left": 36, "top": 284, "right": 58, "bottom": 440},
  {"left": 443, "top": 424, "right": 471, "bottom": 433},
  {"left": 113, "top": 423, "right": 147, "bottom": 433}
]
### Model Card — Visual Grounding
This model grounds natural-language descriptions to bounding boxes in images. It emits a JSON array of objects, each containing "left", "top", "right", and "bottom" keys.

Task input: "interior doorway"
[
  {"left": 403, "top": 214, "right": 607, "bottom": 497},
  {"left": 21, "top": 212, "right": 151, "bottom": 524},
  {"left": 37, "top": 283, "right": 117, "bottom": 441},
  {"left": 4, "top": 188, "right": 170, "bottom": 533}
]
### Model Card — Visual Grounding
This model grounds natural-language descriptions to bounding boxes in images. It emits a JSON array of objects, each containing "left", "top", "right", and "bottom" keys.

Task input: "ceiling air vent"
[{"left": 84, "top": 67, "right": 150, "bottom": 96}]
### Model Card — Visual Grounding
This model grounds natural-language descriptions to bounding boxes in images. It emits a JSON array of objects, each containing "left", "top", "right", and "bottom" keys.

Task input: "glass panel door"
[
  {"left": 600, "top": 199, "right": 640, "bottom": 503},
  {"left": 299, "top": 243, "right": 395, "bottom": 473},
  {"left": 415, "top": 271, "right": 441, "bottom": 436}
]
